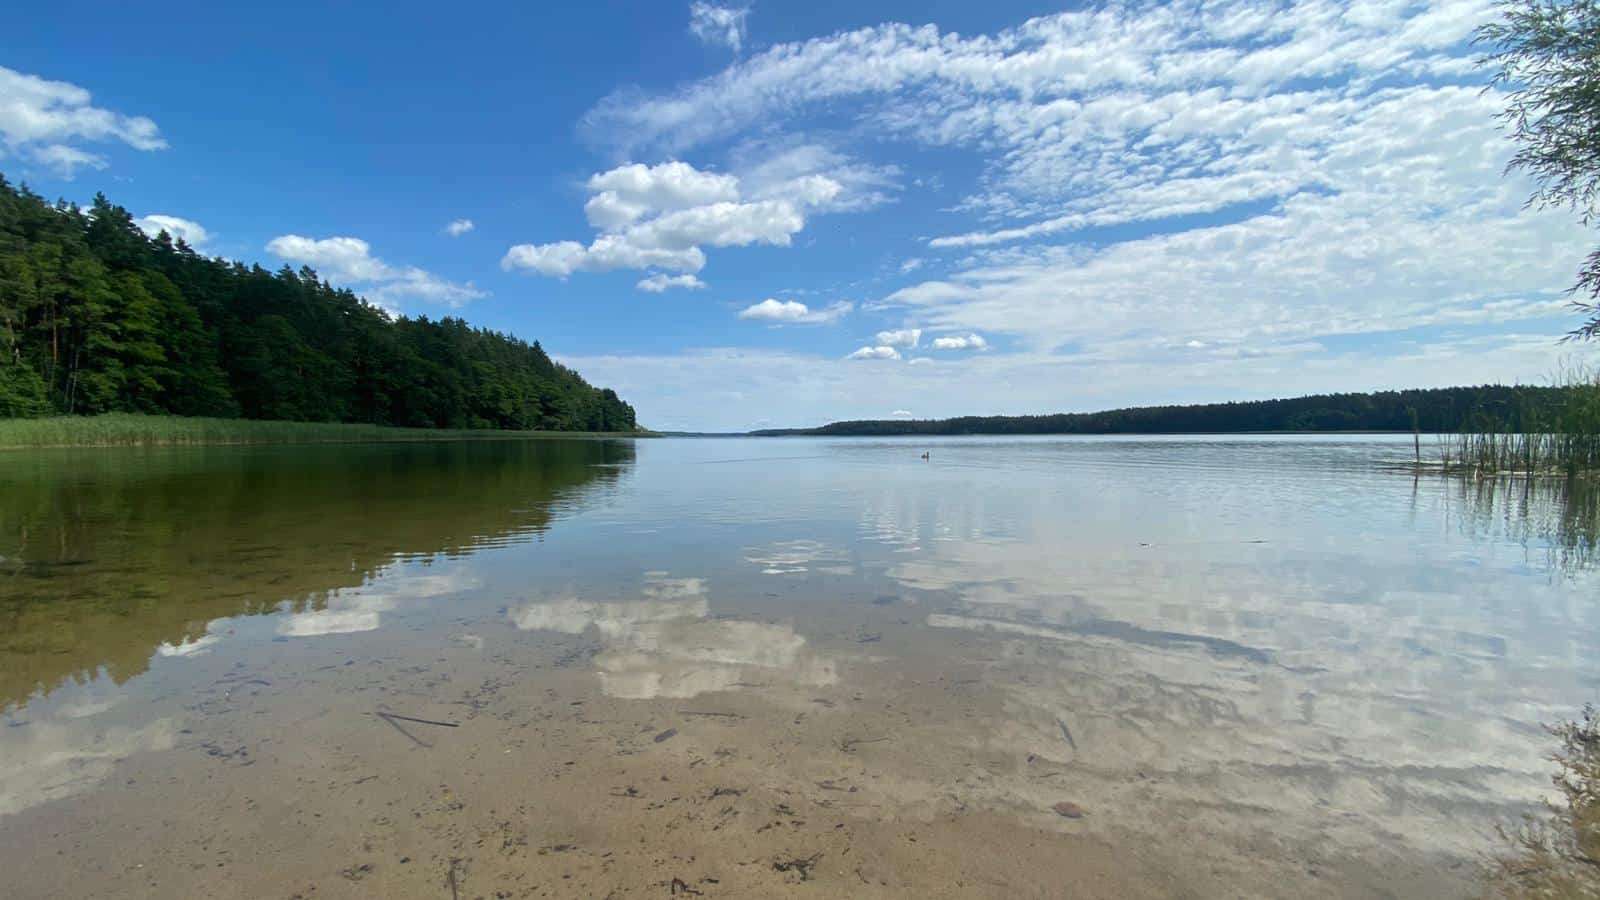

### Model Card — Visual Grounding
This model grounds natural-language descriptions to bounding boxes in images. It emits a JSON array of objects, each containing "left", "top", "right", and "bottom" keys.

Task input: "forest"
[
  {"left": 0, "top": 175, "right": 637, "bottom": 432},
  {"left": 752, "top": 385, "right": 1579, "bottom": 436}
]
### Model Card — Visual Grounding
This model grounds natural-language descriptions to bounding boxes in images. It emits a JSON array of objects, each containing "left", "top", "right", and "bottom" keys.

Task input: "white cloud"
[
  {"left": 899, "top": 258, "right": 924, "bottom": 274},
  {"left": 365, "top": 267, "right": 488, "bottom": 308},
  {"left": 930, "top": 333, "right": 988, "bottom": 351},
  {"left": 135, "top": 214, "right": 209, "bottom": 247},
  {"left": 689, "top": 2, "right": 751, "bottom": 53},
  {"left": 444, "top": 218, "right": 475, "bottom": 237},
  {"left": 890, "top": 409, "right": 914, "bottom": 418},
  {"left": 266, "top": 235, "right": 392, "bottom": 282},
  {"left": 29, "top": 144, "right": 105, "bottom": 175},
  {"left": 267, "top": 234, "right": 486, "bottom": 309},
  {"left": 502, "top": 236, "right": 706, "bottom": 276},
  {"left": 586, "top": 161, "right": 740, "bottom": 228},
  {"left": 268, "top": 235, "right": 390, "bottom": 280},
  {"left": 577, "top": 0, "right": 1538, "bottom": 252},
  {"left": 739, "top": 298, "right": 852, "bottom": 324},
  {"left": 847, "top": 345, "right": 901, "bottom": 360},
  {"left": 732, "top": 140, "right": 899, "bottom": 214},
  {"left": 875, "top": 328, "right": 921, "bottom": 348},
  {"left": 638, "top": 273, "right": 708, "bottom": 292},
  {"left": 0, "top": 65, "right": 165, "bottom": 176},
  {"left": 506, "top": 159, "right": 868, "bottom": 279}
]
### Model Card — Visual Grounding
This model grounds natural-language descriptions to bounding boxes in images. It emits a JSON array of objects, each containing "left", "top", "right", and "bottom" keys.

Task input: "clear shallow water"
[{"left": 1, "top": 435, "right": 1597, "bottom": 898}]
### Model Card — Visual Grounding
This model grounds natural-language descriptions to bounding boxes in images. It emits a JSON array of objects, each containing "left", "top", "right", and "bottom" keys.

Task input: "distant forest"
[
  {"left": 0, "top": 175, "right": 637, "bottom": 431},
  {"left": 753, "top": 386, "right": 1577, "bottom": 436}
]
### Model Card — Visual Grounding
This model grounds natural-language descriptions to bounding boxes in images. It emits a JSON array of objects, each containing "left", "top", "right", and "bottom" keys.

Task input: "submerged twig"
[
  {"left": 1056, "top": 717, "right": 1078, "bottom": 752},
  {"left": 377, "top": 711, "right": 459, "bottom": 728},
  {"left": 374, "top": 712, "right": 429, "bottom": 747}
]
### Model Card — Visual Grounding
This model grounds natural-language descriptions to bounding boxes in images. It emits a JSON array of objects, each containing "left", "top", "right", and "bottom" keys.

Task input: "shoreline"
[{"left": 0, "top": 413, "right": 651, "bottom": 450}]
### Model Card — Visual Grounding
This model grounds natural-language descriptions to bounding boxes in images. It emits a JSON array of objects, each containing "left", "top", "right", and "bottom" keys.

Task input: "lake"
[{"left": 1, "top": 435, "right": 1596, "bottom": 898}]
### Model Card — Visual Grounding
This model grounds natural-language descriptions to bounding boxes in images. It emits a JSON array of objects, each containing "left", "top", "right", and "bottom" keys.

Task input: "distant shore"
[
  {"left": 0, "top": 413, "right": 650, "bottom": 450},
  {"left": 749, "top": 385, "right": 1577, "bottom": 438}
]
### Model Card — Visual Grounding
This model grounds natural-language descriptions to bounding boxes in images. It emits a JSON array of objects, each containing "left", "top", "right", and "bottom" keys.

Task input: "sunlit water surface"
[{"left": 1, "top": 436, "right": 1596, "bottom": 898}]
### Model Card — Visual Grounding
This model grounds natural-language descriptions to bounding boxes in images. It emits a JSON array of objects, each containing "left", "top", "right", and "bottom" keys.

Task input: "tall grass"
[
  {"left": 0, "top": 413, "right": 639, "bottom": 449},
  {"left": 1436, "top": 369, "right": 1600, "bottom": 477}
]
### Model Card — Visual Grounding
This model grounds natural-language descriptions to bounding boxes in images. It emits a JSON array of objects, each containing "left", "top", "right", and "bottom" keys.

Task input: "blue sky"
[{"left": 3, "top": 0, "right": 1593, "bottom": 430}]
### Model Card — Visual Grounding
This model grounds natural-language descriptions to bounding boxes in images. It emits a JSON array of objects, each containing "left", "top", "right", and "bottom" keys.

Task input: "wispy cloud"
[{"left": 689, "top": 2, "right": 752, "bottom": 53}]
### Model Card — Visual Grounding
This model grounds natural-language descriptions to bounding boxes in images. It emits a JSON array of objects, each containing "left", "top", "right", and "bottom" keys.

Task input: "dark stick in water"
[
  {"left": 1056, "top": 717, "right": 1078, "bottom": 752},
  {"left": 378, "top": 711, "right": 459, "bottom": 728}
]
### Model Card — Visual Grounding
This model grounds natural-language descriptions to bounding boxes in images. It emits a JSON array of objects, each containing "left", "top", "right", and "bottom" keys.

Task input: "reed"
[
  {"left": 1435, "top": 369, "right": 1600, "bottom": 477},
  {"left": 0, "top": 413, "right": 638, "bottom": 449}
]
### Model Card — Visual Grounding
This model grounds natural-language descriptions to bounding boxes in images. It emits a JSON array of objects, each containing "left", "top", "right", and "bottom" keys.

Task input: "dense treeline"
[
  {"left": 0, "top": 175, "right": 636, "bottom": 431},
  {"left": 753, "top": 386, "right": 1578, "bottom": 436}
]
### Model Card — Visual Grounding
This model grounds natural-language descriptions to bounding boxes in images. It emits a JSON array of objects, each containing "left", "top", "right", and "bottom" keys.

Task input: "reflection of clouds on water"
[
  {"left": 0, "top": 677, "right": 174, "bottom": 818},
  {"left": 885, "top": 487, "right": 1600, "bottom": 858},
  {"left": 0, "top": 718, "right": 176, "bottom": 818},
  {"left": 276, "top": 569, "right": 476, "bottom": 638},
  {"left": 511, "top": 573, "right": 836, "bottom": 699},
  {"left": 744, "top": 540, "right": 849, "bottom": 575},
  {"left": 156, "top": 634, "right": 222, "bottom": 657}
]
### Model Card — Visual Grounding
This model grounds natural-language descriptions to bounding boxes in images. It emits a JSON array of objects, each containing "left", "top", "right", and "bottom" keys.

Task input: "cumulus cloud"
[
  {"left": 638, "top": 273, "right": 708, "bottom": 292},
  {"left": 135, "top": 214, "right": 209, "bottom": 247},
  {"left": 267, "top": 234, "right": 486, "bottom": 309},
  {"left": 0, "top": 65, "right": 165, "bottom": 176},
  {"left": 890, "top": 409, "right": 914, "bottom": 418},
  {"left": 847, "top": 345, "right": 901, "bottom": 360},
  {"left": 444, "top": 218, "right": 475, "bottom": 237},
  {"left": 505, "top": 159, "right": 871, "bottom": 278},
  {"left": 586, "top": 160, "right": 740, "bottom": 228},
  {"left": 738, "top": 298, "right": 852, "bottom": 324},
  {"left": 875, "top": 328, "right": 921, "bottom": 348},
  {"left": 689, "top": 2, "right": 751, "bottom": 53},
  {"left": 931, "top": 333, "right": 988, "bottom": 351}
]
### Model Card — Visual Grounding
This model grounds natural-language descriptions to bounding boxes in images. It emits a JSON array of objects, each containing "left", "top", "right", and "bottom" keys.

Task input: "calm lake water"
[{"left": 2, "top": 435, "right": 1597, "bottom": 898}]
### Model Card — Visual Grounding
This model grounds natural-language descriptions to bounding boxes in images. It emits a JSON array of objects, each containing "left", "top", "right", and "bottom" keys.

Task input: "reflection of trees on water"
[
  {"left": 1439, "top": 475, "right": 1600, "bottom": 575},
  {"left": 0, "top": 439, "right": 635, "bottom": 712}
]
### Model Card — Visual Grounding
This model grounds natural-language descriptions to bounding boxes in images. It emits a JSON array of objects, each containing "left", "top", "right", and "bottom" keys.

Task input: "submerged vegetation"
[
  {"left": 1490, "top": 706, "right": 1600, "bottom": 899},
  {"left": 0, "top": 413, "right": 637, "bottom": 449},
  {"left": 0, "top": 175, "right": 636, "bottom": 432}
]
